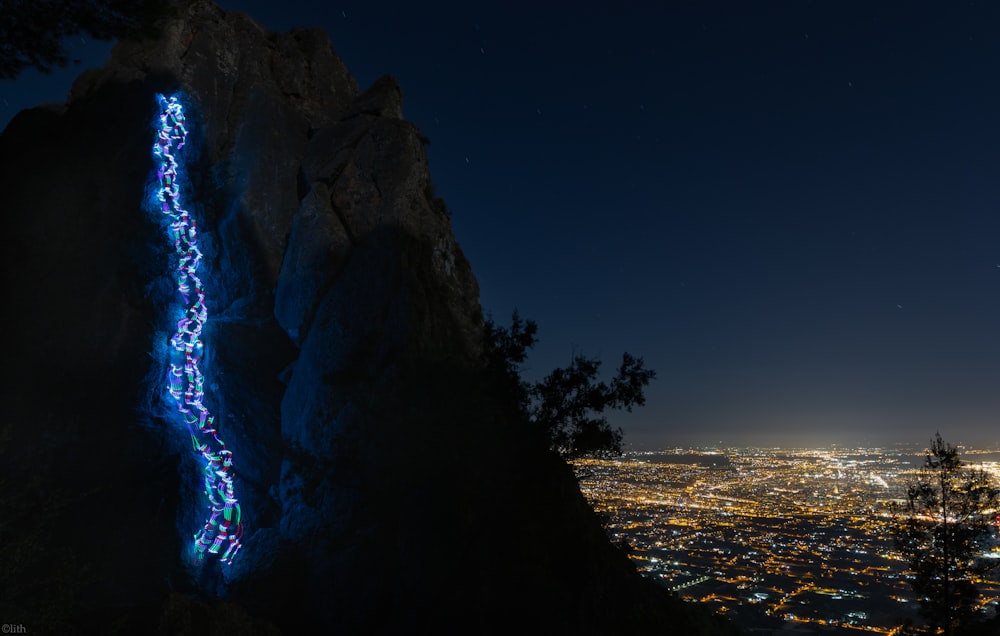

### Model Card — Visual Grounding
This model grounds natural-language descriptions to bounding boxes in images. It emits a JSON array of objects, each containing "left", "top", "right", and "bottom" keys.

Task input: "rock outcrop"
[{"left": 0, "top": 2, "right": 738, "bottom": 634}]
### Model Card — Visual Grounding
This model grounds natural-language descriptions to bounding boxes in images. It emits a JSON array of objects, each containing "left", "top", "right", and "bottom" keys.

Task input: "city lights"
[{"left": 574, "top": 448, "right": 1000, "bottom": 632}]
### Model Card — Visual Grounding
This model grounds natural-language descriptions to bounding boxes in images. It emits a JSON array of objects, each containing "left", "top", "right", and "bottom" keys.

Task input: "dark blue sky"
[{"left": 5, "top": 1, "right": 1000, "bottom": 449}]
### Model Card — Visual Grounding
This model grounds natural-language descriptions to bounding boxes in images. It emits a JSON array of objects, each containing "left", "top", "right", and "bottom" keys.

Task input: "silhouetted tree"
[
  {"left": 531, "top": 351, "right": 654, "bottom": 458},
  {"left": 484, "top": 312, "right": 655, "bottom": 458},
  {"left": 891, "top": 433, "right": 1000, "bottom": 636},
  {"left": 0, "top": 0, "right": 172, "bottom": 80},
  {"left": 482, "top": 309, "right": 538, "bottom": 409}
]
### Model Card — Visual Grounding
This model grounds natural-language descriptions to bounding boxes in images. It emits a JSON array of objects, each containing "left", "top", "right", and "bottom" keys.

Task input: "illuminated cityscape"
[{"left": 573, "top": 448, "right": 1000, "bottom": 635}]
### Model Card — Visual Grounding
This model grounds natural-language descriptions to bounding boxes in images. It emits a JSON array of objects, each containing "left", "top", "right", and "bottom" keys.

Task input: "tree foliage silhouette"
[
  {"left": 0, "top": 0, "right": 172, "bottom": 80},
  {"left": 891, "top": 433, "right": 999, "bottom": 636},
  {"left": 484, "top": 311, "right": 655, "bottom": 458}
]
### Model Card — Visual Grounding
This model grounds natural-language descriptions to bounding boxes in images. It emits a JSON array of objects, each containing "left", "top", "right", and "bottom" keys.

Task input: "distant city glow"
[
  {"left": 152, "top": 94, "right": 242, "bottom": 565},
  {"left": 573, "top": 447, "right": 1000, "bottom": 631}
]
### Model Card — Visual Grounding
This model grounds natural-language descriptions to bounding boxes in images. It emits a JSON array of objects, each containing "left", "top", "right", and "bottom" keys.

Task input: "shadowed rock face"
[{"left": 0, "top": 2, "right": 737, "bottom": 634}]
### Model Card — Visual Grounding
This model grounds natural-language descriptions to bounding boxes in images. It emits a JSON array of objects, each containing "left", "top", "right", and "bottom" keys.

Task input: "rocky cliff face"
[{"left": 0, "top": 2, "right": 736, "bottom": 634}]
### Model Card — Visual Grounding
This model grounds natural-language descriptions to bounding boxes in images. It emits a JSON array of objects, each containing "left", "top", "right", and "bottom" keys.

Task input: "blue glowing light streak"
[{"left": 153, "top": 94, "right": 242, "bottom": 565}]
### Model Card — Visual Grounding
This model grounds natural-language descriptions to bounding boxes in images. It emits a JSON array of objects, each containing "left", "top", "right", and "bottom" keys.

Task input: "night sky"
[{"left": 4, "top": 1, "right": 1000, "bottom": 449}]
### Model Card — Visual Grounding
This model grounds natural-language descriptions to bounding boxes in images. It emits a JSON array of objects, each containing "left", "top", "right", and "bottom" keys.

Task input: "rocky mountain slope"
[{"left": 0, "top": 2, "right": 739, "bottom": 633}]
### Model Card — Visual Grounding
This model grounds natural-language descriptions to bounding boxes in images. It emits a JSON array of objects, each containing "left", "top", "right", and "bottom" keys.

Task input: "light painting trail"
[{"left": 152, "top": 94, "right": 243, "bottom": 565}]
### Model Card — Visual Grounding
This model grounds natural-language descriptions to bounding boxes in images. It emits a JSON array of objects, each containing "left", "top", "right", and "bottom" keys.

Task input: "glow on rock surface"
[{"left": 153, "top": 94, "right": 242, "bottom": 565}]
